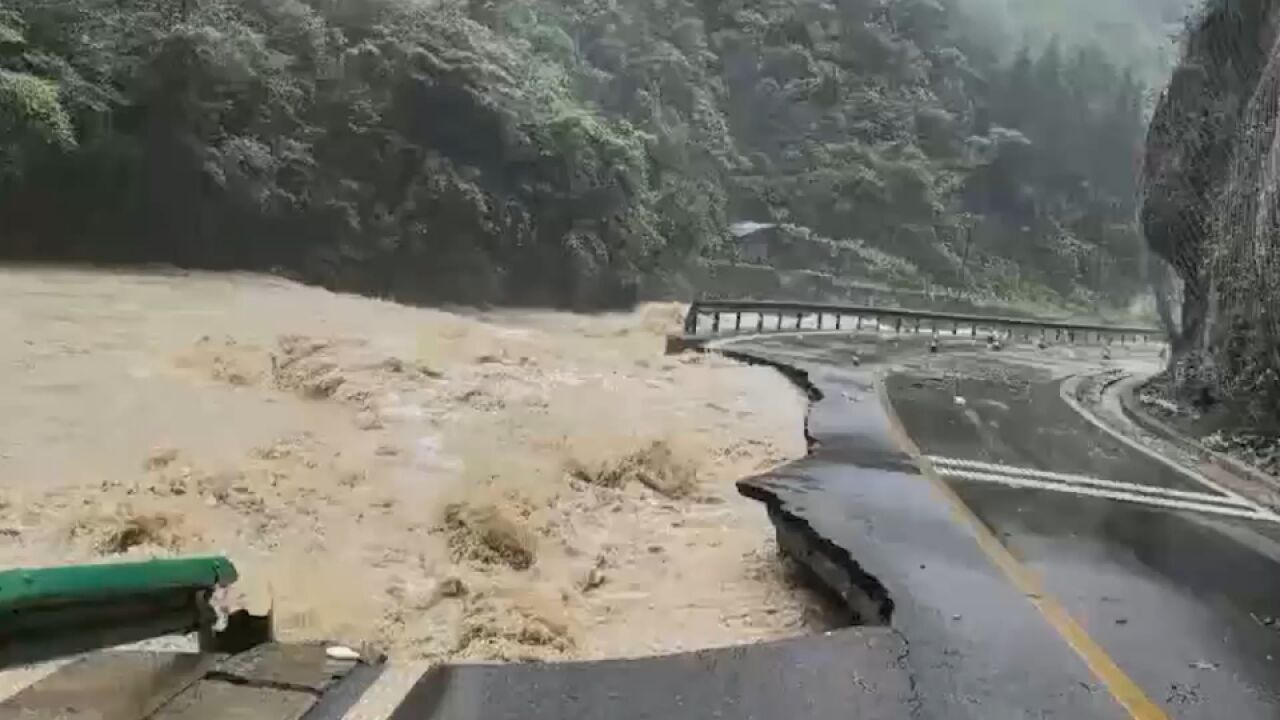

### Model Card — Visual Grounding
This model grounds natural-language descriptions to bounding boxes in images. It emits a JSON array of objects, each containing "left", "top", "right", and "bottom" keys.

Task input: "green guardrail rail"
[{"left": 0, "top": 555, "right": 239, "bottom": 669}]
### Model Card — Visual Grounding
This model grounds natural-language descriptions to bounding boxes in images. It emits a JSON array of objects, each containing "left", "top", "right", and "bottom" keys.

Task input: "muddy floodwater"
[{"left": 0, "top": 266, "right": 825, "bottom": 662}]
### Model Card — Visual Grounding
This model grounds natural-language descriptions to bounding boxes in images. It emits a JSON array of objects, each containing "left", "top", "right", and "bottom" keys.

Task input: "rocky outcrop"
[{"left": 1141, "top": 0, "right": 1280, "bottom": 420}]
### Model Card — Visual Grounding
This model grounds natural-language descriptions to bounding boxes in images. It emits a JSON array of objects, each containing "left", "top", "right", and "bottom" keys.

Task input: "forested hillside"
[{"left": 0, "top": 0, "right": 1184, "bottom": 308}]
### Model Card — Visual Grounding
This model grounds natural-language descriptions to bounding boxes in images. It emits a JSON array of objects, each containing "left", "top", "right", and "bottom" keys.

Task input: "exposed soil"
[{"left": 0, "top": 266, "right": 829, "bottom": 665}]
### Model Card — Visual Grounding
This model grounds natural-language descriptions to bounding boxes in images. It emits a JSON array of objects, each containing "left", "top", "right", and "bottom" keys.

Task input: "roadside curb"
[{"left": 1115, "top": 374, "right": 1280, "bottom": 504}]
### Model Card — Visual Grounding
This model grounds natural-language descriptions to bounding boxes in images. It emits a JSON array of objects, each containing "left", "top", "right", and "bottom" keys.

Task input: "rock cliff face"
[{"left": 1142, "top": 0, "right": 1280, "bottom": 420}]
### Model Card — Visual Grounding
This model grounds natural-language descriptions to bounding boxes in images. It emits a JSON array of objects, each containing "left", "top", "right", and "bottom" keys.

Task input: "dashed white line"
[
  {"left": 1058, "top": 375, "right": 1259, "bottom": 510},
  {"left": 931, "top": 465, "right": 1280, "bottom": 523},
  {"left": 927, "top": 456, "right": 1257, "bottom": 509}
]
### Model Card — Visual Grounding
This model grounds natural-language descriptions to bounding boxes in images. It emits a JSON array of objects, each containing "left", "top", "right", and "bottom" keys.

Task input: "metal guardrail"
[
  {"left": 683, "top": 299, "right": 1162, "bottom": 345},
  {"left": 0, "top": 555, "right": 240, "bottom": 669}
]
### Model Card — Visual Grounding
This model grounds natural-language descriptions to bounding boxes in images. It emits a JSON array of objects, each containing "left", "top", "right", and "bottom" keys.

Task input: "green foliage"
[
  {"left": 0, "top": 69, "right": 74, "bottom": 183},
  {"left": 0, "top": 70, "right": 73, "bottom": 146},
  {"left": 0, "top": 0, "right": 1159, "bottom": 309},
  {"left": 0, "top": 10, "right": 22, "bottom": 46}
]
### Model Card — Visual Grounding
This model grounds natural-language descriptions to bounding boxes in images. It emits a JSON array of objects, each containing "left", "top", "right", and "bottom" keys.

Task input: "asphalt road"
[
  {"left": 735, "top": 336, "right": 1127, "bottom": 719},
  {"left": 385, "top": 628, "right": 915, "bottom": 720},
  {"left": 885, "top": 352, "right": 1280, "bottom": 719},
  {"left": 735, "top": 332, "right": 1280, "bottom": 718}
]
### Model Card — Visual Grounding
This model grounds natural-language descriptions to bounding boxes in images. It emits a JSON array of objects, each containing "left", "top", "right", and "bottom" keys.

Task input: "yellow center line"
[{"left": 875, "top": 375, "right": 1170, "bottom": 720}]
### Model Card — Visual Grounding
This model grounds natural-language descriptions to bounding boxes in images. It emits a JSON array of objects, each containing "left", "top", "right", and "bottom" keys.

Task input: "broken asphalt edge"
[{"left": 694, "top": 343, "right": 894, "bottom": 626}]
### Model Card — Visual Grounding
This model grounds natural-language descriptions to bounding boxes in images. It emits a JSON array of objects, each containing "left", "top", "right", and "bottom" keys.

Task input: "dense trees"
[
  {"left": 965, "top": 40, "right": 1150, "bottom": 302},
  {"left": 0, "top": 0, "right": 665, "bottom": 305},
  {"left": 0, "top": 0, "right": 1173, "bottom": 309}
]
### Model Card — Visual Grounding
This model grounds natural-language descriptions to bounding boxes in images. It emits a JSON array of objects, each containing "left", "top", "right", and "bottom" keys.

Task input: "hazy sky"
[{"left": 954, "top": 0, "right": 1202, "bottom": 83}]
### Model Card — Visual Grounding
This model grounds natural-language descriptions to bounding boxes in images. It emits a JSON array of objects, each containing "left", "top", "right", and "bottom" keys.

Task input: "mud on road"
[{"left": 0, "top": 267, "right": 831, "bottom": 663}]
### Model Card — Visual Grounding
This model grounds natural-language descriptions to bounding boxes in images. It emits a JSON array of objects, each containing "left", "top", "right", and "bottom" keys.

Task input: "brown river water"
[{"left": 0, "top": 266, "right": 825, "bottom": 663}]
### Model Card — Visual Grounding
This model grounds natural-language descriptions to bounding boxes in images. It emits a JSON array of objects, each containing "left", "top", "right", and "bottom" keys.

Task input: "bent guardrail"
[{"left": 678, "top": 299, "right": 1162, "bottom": 348}]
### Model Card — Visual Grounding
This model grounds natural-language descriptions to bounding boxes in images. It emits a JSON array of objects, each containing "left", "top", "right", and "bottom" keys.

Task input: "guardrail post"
[{"left": 684, "top": 303, "right": 699, "bottom": 335}]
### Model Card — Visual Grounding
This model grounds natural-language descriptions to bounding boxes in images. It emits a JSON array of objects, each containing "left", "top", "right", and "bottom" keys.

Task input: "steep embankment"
[{"left": 1142, "top": 0, "right": 1280, "bottom": 422}]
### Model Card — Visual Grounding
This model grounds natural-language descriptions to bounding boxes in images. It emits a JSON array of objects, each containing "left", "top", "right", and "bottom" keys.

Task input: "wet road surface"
[
  {"left": 887, "top": 357, "right": 1280, "bottom": 718},
  {"left": 734, "top": 337, "right": 1129, "bottom": 719},
  {"left": 723, "top": 331, "right": 1280, "bottom": 718},
  {"left": 385, "top": 628, "right": 914, "bottom": 720}
]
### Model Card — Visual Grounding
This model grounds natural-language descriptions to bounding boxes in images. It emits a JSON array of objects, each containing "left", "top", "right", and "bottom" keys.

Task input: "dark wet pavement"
[
  {"left": 884, "top": 353, "right": 1280, "bottom": 718},
  {"left": 887, "top": 367, "right": 1210, "bottom": 494},
  {"left": 388, "top": 628, "right": 914, "bottom": 720},
  {"left": 736, "top": 348, "right": 1128, "bottom": 719}
]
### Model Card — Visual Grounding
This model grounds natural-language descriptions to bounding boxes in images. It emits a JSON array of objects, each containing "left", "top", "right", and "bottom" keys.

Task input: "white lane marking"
[
  {"left": 928, "top": 456, "right": 1257, "bottom": 509},
  {"left": 935, "top": 467, "right": 1280, "bottom": 523},
  {"left": 1058, "top": 375, "right": 1261, "bottom": 510}
]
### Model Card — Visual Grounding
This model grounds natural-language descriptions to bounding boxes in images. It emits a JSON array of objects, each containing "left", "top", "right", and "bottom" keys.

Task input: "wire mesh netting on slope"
[{"left": 1142, "top": 0, "right": 1280, "bottom": 421}]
